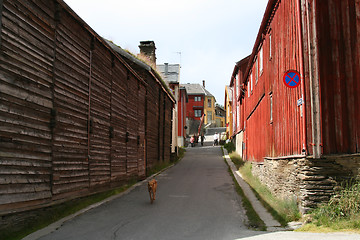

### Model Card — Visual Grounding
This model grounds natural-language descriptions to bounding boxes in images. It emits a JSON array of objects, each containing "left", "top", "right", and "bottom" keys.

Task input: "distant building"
[
  {"left": 215, "top": 104, "right": 225, "bottom": 128},
  {"left": 182, "top": 82, "right": 217, "bottom": 135},
  {"left": 201, "top": 80, "right": 216, "bottom": 128},
  {"left": 157, "top": 63, "right": 188, "bottom": 148},
  {"left": 224, "top": 86, "right": 233, "bottom": 139}
]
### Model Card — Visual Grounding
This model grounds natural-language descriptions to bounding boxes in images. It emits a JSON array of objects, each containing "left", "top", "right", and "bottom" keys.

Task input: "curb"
[
  {"left": 22, "top": 163, "right": 177, "bottom": 240},
  {"left": 222, "top": 148, "right": 284, "bottom": 231}
]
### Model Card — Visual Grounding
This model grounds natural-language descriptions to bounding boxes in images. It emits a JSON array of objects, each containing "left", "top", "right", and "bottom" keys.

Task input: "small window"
[
  {"left": 237, "top": 105, "right": 240, "bottom": 128},
  {"left": 194, "top": 110, "right": 202, "bottom": 117},
  {"left": 269, "top": 31, "right": 272, "bottom": 59},
  {"left": 270, "top": 94, "right": 273, "bottom": 123},
  {"left": 208, "top": 98, "right": 212, "bottom": 108},
  {"left": 194, "top": 96, "right": 201, "bottom": 102},
  {"left": 255, "top": 59, "right": 258, "bottom": 84},
  {"left": 251, "top": 73, "right": 253, "bottom": 93},
  {"left": 248, "top": 82, "right": 250, "bottom": 98},
  {"left": 259, "top": 47, "right": 263, "bottom": 75}
]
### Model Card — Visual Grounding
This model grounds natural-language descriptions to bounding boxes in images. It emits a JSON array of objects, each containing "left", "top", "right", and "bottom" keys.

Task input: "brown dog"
[{"left": 148, "top": 179, "right": 157, "bottom": 204}]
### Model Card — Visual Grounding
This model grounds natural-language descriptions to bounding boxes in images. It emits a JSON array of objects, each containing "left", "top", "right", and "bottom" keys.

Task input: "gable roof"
[
  {"left": 105, "top": 39, "right": 175, "bottom": 103},
  {"left": 181, "top": 83, "right": 215, "bottom": 100}
]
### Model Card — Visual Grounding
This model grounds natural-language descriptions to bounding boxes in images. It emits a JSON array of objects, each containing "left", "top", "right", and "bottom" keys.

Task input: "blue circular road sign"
[{"left": 283, "top": 70, "right": 301, "bottom": 88}]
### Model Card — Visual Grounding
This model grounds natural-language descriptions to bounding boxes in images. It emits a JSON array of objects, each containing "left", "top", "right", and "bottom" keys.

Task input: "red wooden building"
[
  {"left": 183, "top": 84, "right": 205, "bottom": 121},
  {"left": 230, "top": 0, "right": 360, "bottom": 212}
]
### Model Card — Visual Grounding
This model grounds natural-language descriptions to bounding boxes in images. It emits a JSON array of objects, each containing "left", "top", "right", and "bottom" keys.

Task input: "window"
[
  {"left": 207, "top": 111, "right": 212, "bottom": 122},
  {"left": 207, "top": 98, "right": 212, "bottom": 108},
  {"left": 270, "top": 93, "right": 273, "bottom": 123},
  {"left": 255, "top": 59, "right": 258, "bottom": 84},
  {"left": 269, "top": 34, "right": 272, "bottom": 59},
  {"left": 194, "top": 96, "right": 201, "bottom": 102},
  {"left": 194, "top": 110, "right": 202, "bottom": 117},
  {"left": 250, "top": 73, "right": 253, "bottom": 93},
  {"left": 248, "top": 81, "right": 250, "bottom": 98},
  {"left": 237, "top": 105, "right": 240, "bottom": 129},
  {"left": 259, "top": 47, "right": 263, "bottom": 75}
]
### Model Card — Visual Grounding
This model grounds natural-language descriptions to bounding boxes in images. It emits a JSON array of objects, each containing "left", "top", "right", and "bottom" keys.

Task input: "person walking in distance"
[
  {"left": 201, "top": 133, "right": 205, "bottom": 146},
  {"left": 213, "top": 132, "right": 219, "bottom": 146},
  {"left": 190, "top": 135, "right": 195, "bottom": 147}
]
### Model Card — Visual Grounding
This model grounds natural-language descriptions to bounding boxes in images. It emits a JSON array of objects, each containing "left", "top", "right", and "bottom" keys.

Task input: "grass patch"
[
  {"left": 298, "top": 181, "right": 360, "bottom": 233},
  {"left": 221, "top": 148, "right": 266, "bottom": 231},
  {"left": 228, "top": 168, "right": 267, "bottom": 231},
  {"left": 226, "top": 151, "right": 301, "bottom": 226},
  {"left": 223, "top": 141, "right": 236, "bottom": 154}
]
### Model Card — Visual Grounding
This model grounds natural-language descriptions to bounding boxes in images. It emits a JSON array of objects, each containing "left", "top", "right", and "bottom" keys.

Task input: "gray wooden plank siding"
[{"left": 0, "top": 0, "right": 174, "bottom": 215}]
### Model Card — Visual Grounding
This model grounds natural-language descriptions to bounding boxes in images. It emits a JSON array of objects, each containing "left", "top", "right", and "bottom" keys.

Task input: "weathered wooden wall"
[
  {"left": 315, "top": 0, "right": 360, "bottom": 154},
  {"left": 0, "top": 0, "right": 174, "bottom": 215}
]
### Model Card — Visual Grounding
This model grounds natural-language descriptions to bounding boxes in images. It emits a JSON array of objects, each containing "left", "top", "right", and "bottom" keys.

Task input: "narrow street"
[
  {"left": 37, "top": 141, "right": 256, "bottom": 240},
  {"left": 27, "top": 139, "right": 360, "bottom": 240}
]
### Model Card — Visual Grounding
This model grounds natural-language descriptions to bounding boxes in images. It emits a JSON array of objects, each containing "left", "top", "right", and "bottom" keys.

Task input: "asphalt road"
[
  {"left": 37, "top": 144, "right": 258, "bottom": 240},
  {"left": 29, "top": 141, "right": 360, "bottom": 240}
]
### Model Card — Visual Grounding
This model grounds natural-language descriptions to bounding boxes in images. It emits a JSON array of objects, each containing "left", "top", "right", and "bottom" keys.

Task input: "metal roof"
[
  {"left": 157, "top": 64, "right": 180, "bottom": 83},
  {"left": 181, "top": 83, "right": 214, "bottom": 98}
]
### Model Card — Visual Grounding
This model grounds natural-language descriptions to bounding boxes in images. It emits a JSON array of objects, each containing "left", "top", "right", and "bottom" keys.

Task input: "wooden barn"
[
  {"left": 230, "top": 0, "right": 360, "bottom": 212},
  {"left": 0, "top": 0, "right": 174, "bottom": 217}
]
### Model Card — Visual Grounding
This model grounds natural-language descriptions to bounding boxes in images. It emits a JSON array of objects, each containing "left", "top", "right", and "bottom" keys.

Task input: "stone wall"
[{"left": 251, "top": 154, "right": 360, "bottom": 213}]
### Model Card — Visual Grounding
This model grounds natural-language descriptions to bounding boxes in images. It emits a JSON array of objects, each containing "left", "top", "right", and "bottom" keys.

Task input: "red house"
[
  {"left": 183, "top": 84, "right": 205, "bottom": 120},
  {"left": 231, "top": 0, "right": 360, "bottom": 212}
]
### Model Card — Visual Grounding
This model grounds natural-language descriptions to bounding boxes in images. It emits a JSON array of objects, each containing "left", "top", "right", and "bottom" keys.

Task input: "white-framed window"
[
  {"left": 237, "top": 105, "right": 240, "bottom": 129},
  {"left": 270, "top": 93, "right": 273, "bottom": 123},
  {"left": 269, "top": 29, "right": 272, "bottom": 60},
  {"left": 248, "top": 81, "right": 250, "bottom": 98},
  {"left": 207, "top": 98, "right": 211, "bottom": 108},
  {"left": 194, "top": 96, "right": 201, "bottom": 102},
  {"left": 255, "top": 58, "right": 258, "bottom": 84},
  {"left": 259, "top": 46, "right": 263, "bottom": 75},
  {"left": 194, "top": 110, "right": 202, "bottom": 117},
  {"left": 251, "top": 73, "right": 253, "bottom": 93}
]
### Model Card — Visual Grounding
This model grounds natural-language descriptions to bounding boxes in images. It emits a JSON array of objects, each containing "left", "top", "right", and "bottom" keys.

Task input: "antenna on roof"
[{"left": 175, "top": 52, "right": 182, "bottom": 66}]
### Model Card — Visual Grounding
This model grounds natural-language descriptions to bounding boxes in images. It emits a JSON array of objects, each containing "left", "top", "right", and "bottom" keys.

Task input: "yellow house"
[
  {"left": 215, "top": 105, "right": 225, "bottom": 127},
  {"left": 224, "top": 86, "right": 233, "bottom": 139},
  {"left": 202, "top": 82, "right": 216, "bottom": 126}
]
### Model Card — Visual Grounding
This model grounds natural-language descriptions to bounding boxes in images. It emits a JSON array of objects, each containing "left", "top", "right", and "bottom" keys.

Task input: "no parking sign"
[{"left": 283, "top": 70, "right": 301, "bottom": 88}]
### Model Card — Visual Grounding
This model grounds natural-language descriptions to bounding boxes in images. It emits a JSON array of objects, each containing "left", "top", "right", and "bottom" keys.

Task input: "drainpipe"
[
  {"left": 305, "top": 0, "right": 322, "bottom": 158},
  {"left": 296, "top": 0, "right": 307, "bottom": 155}
]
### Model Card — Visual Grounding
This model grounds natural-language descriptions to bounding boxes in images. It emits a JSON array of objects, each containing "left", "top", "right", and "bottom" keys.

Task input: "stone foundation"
[{"left": 251, "top": 154, "right": 360, "bottom": 213}]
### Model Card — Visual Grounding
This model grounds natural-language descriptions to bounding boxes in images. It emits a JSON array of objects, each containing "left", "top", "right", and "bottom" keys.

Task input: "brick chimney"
[
  {"left": 164, "top": 63, "right": 169, "bottom": 75},
  {"left": 139, "top": 41, "right": 156, "bottom": 66},
  {"left": 202, "top": 80, "right": 205, "bottom": 88}
]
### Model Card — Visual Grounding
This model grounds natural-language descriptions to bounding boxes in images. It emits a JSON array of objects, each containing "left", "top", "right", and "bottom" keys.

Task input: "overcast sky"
[{"left": 63, "top": 0, "right": 268, "bottom": 105}]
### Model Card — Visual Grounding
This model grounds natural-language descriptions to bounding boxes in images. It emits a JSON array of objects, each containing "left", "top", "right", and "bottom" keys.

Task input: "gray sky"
[{"left": 64, "top": 0, "right": 268, "bottom": 105}]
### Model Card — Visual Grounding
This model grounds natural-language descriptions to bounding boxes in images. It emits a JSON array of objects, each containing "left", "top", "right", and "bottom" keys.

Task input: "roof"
[
  {"left": 105, "top": 39, "right": 175, "bottom": 103},
  {"left": 243, "top": 0, "right": 278, "bottom": 86},
  {"left": 181, "top": 83, "right": 214, "bottom": 98},
  {"left": 157, "top": 64, "right": 180, "bottom": 83},
  {"left": 106, "top": 40, "right": 151, "bottom": 71}
]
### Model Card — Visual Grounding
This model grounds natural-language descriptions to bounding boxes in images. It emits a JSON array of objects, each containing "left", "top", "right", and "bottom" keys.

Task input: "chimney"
[
  {"left": 164, "top": 63, "right": 169, "bottom": 75},
  {"left": 202, "top": 80, "right": 205, "bottom": 88},
  {"left": 139, "top": 41, "right": 156, "bottom": 66}
]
